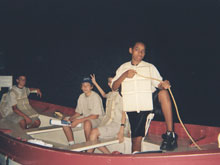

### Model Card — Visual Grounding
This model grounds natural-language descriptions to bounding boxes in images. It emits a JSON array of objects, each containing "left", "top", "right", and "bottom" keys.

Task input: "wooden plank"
[
  {"left": 70, "top": 138, "right": 120, "bottom": 152},
  {"left": 26, "top": 126, "right": 62, "bottom": 135}
]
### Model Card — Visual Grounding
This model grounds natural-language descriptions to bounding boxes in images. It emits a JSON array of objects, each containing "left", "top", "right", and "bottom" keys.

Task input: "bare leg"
[
  {"left": 87, "top": 128, "right": 99, "bottom": 153},
  {"left": 87, "top": 128, "right": 111, "bottom": 154},
  {"left": 19, "top": 119, "right": 27, "bottom": 129},
  {"left": 63, "top": 126, "right": 74, "bottom": 142},
  {"left": 84, "top": 120, "right": 92, "bottom": 141},
  {"left": 158, "top": 89, "right": 173, "bottom": 132},
  {"left": 131, "top": 136, "right": 142, "bottom": 152}
]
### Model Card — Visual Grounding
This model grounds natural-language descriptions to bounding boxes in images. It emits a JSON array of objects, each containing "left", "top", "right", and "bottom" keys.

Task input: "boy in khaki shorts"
[
  {"left": 87, "top": 74, "right": 126, "bottom": 154},
  {"left": 62, "top": 77, "right": 104, "bottom": 145}
]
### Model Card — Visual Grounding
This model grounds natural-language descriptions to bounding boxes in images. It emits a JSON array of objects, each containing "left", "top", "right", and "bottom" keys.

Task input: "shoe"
[{"left": 160, "top": 132, "right": 178, "bottom": 151}]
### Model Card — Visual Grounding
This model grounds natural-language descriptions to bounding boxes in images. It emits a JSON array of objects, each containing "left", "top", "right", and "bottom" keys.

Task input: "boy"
[
  {"left": 112, "top": 41, "right": 177, "bottom": 152},
  {"left": 62, "top": 77, "right": 104, "bottom": 145},
  {"left": 2, "top": 75, "right": 42, "bottom": 129},
  {"left": 87, "top": 74, "right": 126, "bottom": 154}
]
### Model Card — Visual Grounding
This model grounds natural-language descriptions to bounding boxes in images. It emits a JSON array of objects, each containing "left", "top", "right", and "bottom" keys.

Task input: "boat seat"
[
  {"left": 25, "top": 125, "right": 63, "bottom": 135},
  {"left": 68, "top": 137, "right": 121, "bottom": 152},
  {"left": 26, "top": 125, "right": 83, "bottom": 135}
]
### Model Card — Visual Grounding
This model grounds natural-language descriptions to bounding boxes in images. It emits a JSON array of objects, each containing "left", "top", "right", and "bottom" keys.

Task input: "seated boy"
[
  {"left": 1, "top": 75, "right": 42, "bottom": 129},
  {"left": 87, "top": 74, "right": 126, "bottom": 154},
  {"left": 62, "top": 77, "right": 104, "bottom": 145}
]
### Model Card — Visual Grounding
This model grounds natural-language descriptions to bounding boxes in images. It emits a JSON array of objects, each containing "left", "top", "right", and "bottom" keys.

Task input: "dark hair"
[
  {"left": 108, "top": 73, "right": 116, "bottom": 79},
  {"left": 129, "top": 40, "right": 146, "bottom": 49},
  {"left": 15, "top": 74, "right": 26, "bottom": 80}
]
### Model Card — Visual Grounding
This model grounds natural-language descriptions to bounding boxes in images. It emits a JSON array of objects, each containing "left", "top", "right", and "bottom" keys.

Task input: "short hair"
[
  {"left": 15, "top": 74, "right": 26, "bottom": 80},
  {"left": 129, "top": 40, "right": 146, "bottom": 49}
]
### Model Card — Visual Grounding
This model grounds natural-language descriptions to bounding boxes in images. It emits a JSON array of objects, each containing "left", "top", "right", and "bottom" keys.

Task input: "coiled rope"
[{"left": 136, "top": 73, "right": 202, "bottom": 150}]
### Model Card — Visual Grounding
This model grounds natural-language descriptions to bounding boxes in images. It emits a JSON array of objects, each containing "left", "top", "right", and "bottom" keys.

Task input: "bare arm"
[
  {"left": 117, "top": 111, "right": 126, "bottom": 143},
  {"left": 68, "top": 112, "right": 81, "bottom": 121},
  {"left": 112, "top": 70, "right": 136, "bottom": 91},
  {"left": 90, "top": 74, "right": 106, "bottom": 98}
]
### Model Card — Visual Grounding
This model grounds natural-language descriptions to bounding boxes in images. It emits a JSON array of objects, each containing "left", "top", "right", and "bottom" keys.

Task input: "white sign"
[{"left": 0, "top": 76, "right": 13, "bottom": 88}]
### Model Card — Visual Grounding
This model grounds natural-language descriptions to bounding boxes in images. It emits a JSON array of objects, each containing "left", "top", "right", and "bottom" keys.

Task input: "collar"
[{"left": 131, "top": 61, "right": 142, "bottom": 66}]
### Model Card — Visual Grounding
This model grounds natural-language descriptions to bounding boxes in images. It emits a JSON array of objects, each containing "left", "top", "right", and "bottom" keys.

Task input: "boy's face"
[
  {"left": 108, "top": 77, "right": 113, "bottom": 89},
  {"left": 16, "top": 76, "right": 26, "bottom": 88},
  {"left": 81, "top": 82, "right": 93, "bottom": 95},
  {"left": 129, "top": 42, "right": 146, "bottom": 63}
]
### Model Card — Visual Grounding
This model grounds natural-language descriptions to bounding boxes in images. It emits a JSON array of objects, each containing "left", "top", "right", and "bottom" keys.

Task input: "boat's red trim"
[{"left": 1, "top": 131, "right": 220, "bottom": 165}]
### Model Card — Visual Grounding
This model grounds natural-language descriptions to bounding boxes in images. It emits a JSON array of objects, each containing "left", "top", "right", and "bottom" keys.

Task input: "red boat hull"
[{"left": 0, "top": 100, "right": 220, "bottom": 165}]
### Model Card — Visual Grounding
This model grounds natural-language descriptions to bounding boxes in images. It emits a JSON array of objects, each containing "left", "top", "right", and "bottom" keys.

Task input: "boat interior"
[{"left": 0, "top": 76, "right": 219, "bottom": 156}]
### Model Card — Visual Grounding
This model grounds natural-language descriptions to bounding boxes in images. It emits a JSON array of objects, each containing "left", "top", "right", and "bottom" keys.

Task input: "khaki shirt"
[
  {"left": 99, "top": 91, "right": 123, "bottom": 126},
  {"left": 112, "top": 61, "right": 162, "bottom": 112},
  {"left": 75, "top": 91, "right": 104, "bottom": 118}
]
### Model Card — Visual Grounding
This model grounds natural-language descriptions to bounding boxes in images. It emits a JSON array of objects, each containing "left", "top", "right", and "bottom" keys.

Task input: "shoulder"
[
  {"left": 115, "top": 61, "right": 132, "bottom": 74},
  {"left": 119, "top": 61, "right": 131, "bottom": 68},
  {"left": 78, "top": 93, "right": 85, "bottom": 100},
  {"left": 9, "top": 86, "right": 18, "bottom": 96},
  {"left": 141, "top": 61, "right": 158, "bottom": 69},
  {"left": 91, "top": 91, "right": 101, "bottom": 99}
]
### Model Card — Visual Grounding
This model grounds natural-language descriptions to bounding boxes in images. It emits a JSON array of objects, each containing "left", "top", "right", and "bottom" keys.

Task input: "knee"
[
  {"left": 84, "top": 120, "right": 92, "bottom": 129},
  {"left": 90, "top": 128, "right": 99, "bottom": 136},
  {"left": 19, "top": 119, "right": 27, "bottom": 129},
  {"left": 34, "top": 120, "right": 41, "bottom": 127},
  {"left": 158, "top": 90, "right": 170, "bottom": 102},
  {"left": 90, "top": 128, "right": 99, "bottom": 140}
]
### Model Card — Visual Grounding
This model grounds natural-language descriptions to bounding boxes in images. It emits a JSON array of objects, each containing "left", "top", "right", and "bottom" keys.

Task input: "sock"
[{"left": 68, "top": 141, "right": 75, "bottom": 145}]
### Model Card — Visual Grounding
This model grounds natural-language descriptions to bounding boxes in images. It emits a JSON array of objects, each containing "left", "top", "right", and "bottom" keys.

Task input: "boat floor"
[
  {"left": 0, "top": 116, "right": 219, "bottom": 154},
  {"left": 144, "top": 134, "right": 218, "bottom": 153}
]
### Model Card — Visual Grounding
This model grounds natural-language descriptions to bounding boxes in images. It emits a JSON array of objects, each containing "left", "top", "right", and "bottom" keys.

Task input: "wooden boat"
[{"left": 0, "top": 99, "right": 220, "bottom": 165}]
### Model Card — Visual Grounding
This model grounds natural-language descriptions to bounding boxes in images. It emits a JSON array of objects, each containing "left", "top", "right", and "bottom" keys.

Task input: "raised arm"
[{"left": 90, "top": 74, "right": 107, "bottom": 98}]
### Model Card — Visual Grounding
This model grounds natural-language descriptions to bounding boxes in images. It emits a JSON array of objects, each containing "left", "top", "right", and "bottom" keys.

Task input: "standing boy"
[
  {"left": 62, "top": 77, "right": 104, "bottom": 145},
  {"left": 87, "top": 74, "right": 126, "bottom": 154},
  {"left": 112, "top": 41, "right": 177, "bottom": 152}
]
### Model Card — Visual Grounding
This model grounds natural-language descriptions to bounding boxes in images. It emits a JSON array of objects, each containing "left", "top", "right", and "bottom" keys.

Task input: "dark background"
[{"left": 0, "top": 0, "right": 219, "bottom": 126}]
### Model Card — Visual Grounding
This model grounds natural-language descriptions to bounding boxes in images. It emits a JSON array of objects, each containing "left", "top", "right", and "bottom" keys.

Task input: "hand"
[
  {"left": 36, "top": 89, "right": 42, "bottom": 98},
  {"left": 117, "top": 130, "right": 124, "bottom": 143},
  {"left": 158, "top": 80, "right": 171, "bottom": 89},
  {"left": 125, "top": 69, "right": 136, "bottom": 78},
  {"left": 70, "top": 119, "right": 81, "bottom": 128},
  {"left": 90, "top": 74, "right": 97, "bottom": 84},
  {"left": 63, "top": 116, "right": 70, "bottom": 121}
]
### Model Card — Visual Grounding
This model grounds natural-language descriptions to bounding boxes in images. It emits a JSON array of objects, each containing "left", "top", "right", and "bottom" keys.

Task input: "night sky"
[{"left": 0, "top": 0, "right": 219, "bottom": 126}]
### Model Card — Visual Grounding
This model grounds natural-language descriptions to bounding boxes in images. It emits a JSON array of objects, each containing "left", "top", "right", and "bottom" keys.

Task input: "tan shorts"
[
  {"left": 74, "top": 118, "right": 102, "bottom": 129},
  {"left": 5, "top": 113, "right": 40, "bottom": 124},
  {"left": 98, "top": 121, "right": 121, "bottom": 139}
]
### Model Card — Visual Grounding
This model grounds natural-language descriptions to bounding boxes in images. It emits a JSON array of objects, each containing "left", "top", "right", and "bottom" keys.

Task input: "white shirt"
[{"left": 111, "top": 61, "right": 162, "bottom": 112}]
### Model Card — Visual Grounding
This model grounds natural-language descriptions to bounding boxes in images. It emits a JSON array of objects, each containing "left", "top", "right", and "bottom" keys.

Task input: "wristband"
[{"left": 121, "top": 124, "right": 125, "bottom": 127}]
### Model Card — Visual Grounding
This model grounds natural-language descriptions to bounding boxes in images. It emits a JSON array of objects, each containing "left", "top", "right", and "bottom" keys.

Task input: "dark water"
[{"left": 0, "top": 0, "right": 219, "bottom": 126}]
